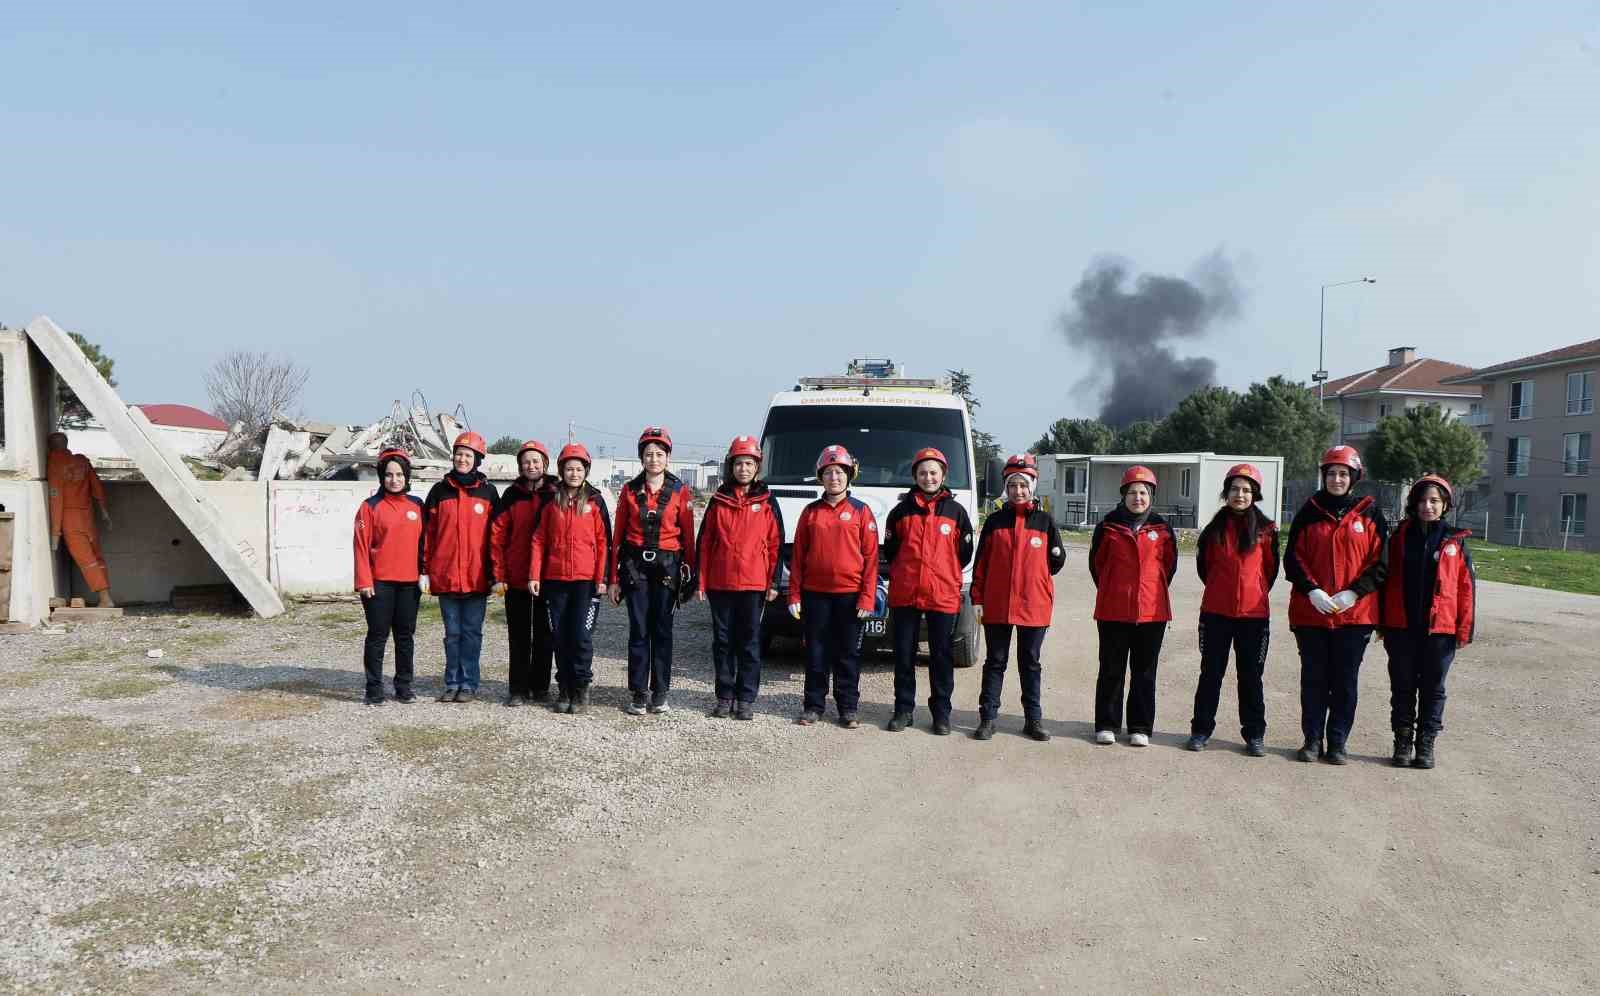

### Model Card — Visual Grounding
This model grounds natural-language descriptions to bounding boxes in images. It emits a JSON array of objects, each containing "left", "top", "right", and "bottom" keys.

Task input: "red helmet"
[
  {"left": 1408, "top": 473, "right": 1454, "bottom": 511},
  {"left": 516, "top": 440, "right": 550, "bottom": 465},
  {"left": 557, "top": 442, "right": 592, "bottom": 470},
  {"left": 376, "top": 447, "right": 411, "bottom": 468},
  {"left": 453, "top": 431, "right": 488, "bottom": 459},
  {"left": 725, "top": 435, "right": 762, "bottom": 465},
  {"left": 637, "top": 426, "right": 673, "bottom": 456},
  {"left": 816, "top": 444, "right": 857, "bottom": 482},
  {"left": 1120, "top": 465, "right": 1158, "bottom": 493},
  {"left": 912, "top": 447, "right": 948, "bottom": 473},
  {"left": 1320, "top": 445, "right": 1364, "bottom": 482},
  {"left": 1003, "top": 453, "right": 1038, "bottom": 480},
  {"left": 1224, "top": 462, "right": 1264, "bottom": 501}
]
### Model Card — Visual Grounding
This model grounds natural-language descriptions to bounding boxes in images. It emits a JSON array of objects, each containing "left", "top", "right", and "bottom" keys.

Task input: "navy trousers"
[
  {"left": 361, "top": 581, "right": 419, "bottom": 700},
  {"left": 545, "top": 580, "right": 598, "bottom": 692},
  {"left": 708, "top": 590, "right": 765, "bottom": 704},
  {"left": 1294, "top": 625, "right": 1375, "bottom": 747},
  {"left": 979, "top": 623, "right": 1046, "bottom": 722},
  {"left": 891, "top": 607, "right": 957, "bottom": 721},
  {"left": 801, "top": 591, "right": 863, "bottom": 716},
  {"left": 624, "top": 579, "right": 676, "bottom": 702},
  {"left": 1095, "top": 621, "right": 1165, "bottom": 735},
  {"left": 1383, "top": 630, "right": 1456, "bottom": 736},
  {"left": 504, "top": 588, "right": 553, "bottom": 698}
]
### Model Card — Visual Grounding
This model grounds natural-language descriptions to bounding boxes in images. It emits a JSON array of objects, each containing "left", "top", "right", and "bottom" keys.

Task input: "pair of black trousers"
[
  {"left": 801, "top": 591, "right": 863, "bottom": 716},
  {"left": 1383, "top": 630, "right": 1456, "bottom": 736},
  {"left": 891, "top": 607, "right": 956, "bottom": 721},
  {"left": 544, "top": 580, "right": 598, "bottom": 693},
  {"left": 1095, "top": 621, "right": 1165, "bottom": 735},
  {"left": 1294, "top": 625, "right": 1375, "bottom": 747},
  {"left": 624, "top": 578, "right": 676, "bottom": 702},
  {"left": 361, "top": 581, "right": 420, "bottom": 700},
  {"left": 979, "top": 623, "right": 1046, "bottom": 722},
  {"left": 708, "top": 590, "right": 764, "bottom": 704},
  {"left": 504, "top": 589, "right": 553, "bottom": 698},
  {"left": 1191, "top": 613, "right": 1269, "bottom": 740}
]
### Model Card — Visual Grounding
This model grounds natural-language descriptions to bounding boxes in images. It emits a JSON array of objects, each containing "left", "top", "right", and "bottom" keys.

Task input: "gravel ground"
[
  {"left": 0, "top": 594, "right": 886, "bottom": 993},
  {"left": 3, "top": 547, "right": 1599, "bottom": 993}
]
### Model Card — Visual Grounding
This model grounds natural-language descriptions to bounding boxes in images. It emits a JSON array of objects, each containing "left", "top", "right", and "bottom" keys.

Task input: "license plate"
[{"left": 862, "top": 617, "right": 887, "bottom": 637}]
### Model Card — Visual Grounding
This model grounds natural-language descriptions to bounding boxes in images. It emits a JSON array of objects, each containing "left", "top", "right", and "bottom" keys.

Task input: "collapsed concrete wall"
[{"left": 21, "top": 316, "right": 284, "bottom": 620}]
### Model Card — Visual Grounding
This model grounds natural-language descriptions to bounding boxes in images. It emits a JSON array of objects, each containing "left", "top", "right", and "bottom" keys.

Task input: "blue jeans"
[{"left": 438, "top": 594, "right": 487, "bottom": 692}]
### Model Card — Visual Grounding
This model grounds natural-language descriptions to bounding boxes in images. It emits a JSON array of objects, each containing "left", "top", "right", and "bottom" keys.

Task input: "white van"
[{"left": 758, "top": 362, "right": 982, "bottom": 667}]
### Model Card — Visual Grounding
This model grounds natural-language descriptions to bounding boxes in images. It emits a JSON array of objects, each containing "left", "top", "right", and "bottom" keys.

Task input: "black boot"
[
  {"left": 1324, "top": 741, "right": 1348, "bottom": 765},
  {"left": 1022, "top": 719, "right": 1050, "bottom": 742},
  {"left": 1295, "top": 738, "right": 1322, "bottom": 763},
  {"left": 571, "top": 686, "right": 589, "bottom": 715},
  {"left": 1412, "top": 733, "right": 1436, "bottom": 769},
  {"left": 973, "top": 718, "right": 995, "bottom": 741},
  {"left": 1392, "top": 728, "right": 1415, "bottom": 767},
  {"left": 885, "top": 713, "right": 913, "bottom": 732},
  {"left": 712, "top": 699, "right": 732, "bottom": 719}
]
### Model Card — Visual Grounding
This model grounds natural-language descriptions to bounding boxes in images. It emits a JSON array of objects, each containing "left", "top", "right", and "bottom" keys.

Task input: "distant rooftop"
[
  {"left": 1321, "top": 346, "right": 1478, "bottom": 399},
  {"left": 136, "top": 404, "right": 228, "bottom": 432},
  {"left": 1440, "top": 337, "right": 1600, "bottom": 384}
]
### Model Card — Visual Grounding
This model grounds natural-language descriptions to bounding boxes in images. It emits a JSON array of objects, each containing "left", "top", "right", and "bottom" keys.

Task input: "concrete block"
[
  {"left": 24, "top": 316, "right": 284, "bottom": 618},
  {"left": 69, "top": 597, "right": 85, "bottom": 608},
  {"left": 51, "top": 606, "right": 124, "bottom": 622}
]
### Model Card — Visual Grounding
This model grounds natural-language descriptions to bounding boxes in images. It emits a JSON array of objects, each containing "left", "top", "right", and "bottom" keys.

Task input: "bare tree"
[{"left": 204, "top": 351, "right": 310, "bottom": 436}]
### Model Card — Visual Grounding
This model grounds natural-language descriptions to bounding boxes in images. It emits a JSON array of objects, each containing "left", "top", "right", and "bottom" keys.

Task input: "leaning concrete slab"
[{"left": 24, "top": 316, "right": 285, "bottom": 618}]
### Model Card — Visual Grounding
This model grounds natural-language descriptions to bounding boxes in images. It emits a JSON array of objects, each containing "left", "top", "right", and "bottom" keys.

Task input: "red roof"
[
  {"left": 1321, "top": 358, "right": 1479, "bottom": 399},
  {"left": 1441, "top": 337, "right": 1600, "bottom": 383},
  {"left": 137, "top": 404, "right": 228, "bottom": 432}
]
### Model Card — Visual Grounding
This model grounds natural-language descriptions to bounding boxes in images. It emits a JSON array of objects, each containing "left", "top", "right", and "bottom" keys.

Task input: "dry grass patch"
[
  {"left": 81, "top": 674, "right": 167, "bottom": 700},
  {"left": 201, "top": 689, "right": 327, "bottom": 722},
  {"left": 0, "top": 665, "right": 50, "bottom": 690}
]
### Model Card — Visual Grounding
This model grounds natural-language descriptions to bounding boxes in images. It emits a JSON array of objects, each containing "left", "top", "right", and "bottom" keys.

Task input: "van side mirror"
[{"left": 982, "top": 457, "right": 1004, "bottom": 500}]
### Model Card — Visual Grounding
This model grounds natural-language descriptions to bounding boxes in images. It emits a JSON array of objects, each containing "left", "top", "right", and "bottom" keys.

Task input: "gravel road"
[{"left": 2, "top": 546, "right": 1597, "bottom": 993}]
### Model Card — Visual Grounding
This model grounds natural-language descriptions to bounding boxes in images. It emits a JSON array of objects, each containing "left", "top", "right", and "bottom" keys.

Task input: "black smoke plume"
[{"left": 1061, "top": 252, "right": 1241, "bottom": 427}]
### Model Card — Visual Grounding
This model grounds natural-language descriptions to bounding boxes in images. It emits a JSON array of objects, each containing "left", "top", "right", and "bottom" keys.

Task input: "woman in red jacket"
[
  {"left": 423, "top": 432, "right": 499, "bottom": 703},
  {"left": 353, "top": 448, "right": 424, "bottom": 705},
  {"left": 695, "top": 436, "right": 782, "bottom": 720},
  {"left": 970, "top": 454, "right": 1065, "bottom": 742},
  {"left": 1379, "top": 474, "right": 1475, "bottom": 770},
  {"left": 490, "top": 440, "right": 557, "bottom": 707},
  {"left": 1089, "top": 465, "right": 1178, "bottom": 747},
  {"left": 529, "top": 443, "right": 611, "bottom": 715},
  {"left": 1185, "top": 463, "right": 1279, "bottom": 756},
  {"left": 610, "top": 426, "right": 697, "bottom": 716},
  {"left": 788, "top": 445, "right": 878, "bottom": 729},
  {"left": 883, "top": 446, "right": 975, "bottom": 736},
  {"left": 1283, "top": 445, "right": 1389, "bottom": 765}
]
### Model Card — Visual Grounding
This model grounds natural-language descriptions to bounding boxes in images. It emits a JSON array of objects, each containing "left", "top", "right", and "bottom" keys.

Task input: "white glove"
[
  {"left": 973, "top": 604, "right": 983, "bottom": 623},
  {"left": 418, "top": 574, "right": 431, "bottom": 595},
  {"left": 788, "top": 603, "right": 802, "bottom": 620},
  {"left": 1308, "top": 588, "right": 1337, "bottom": 615},
  {"left": 1331, "top": 589, "right": 1358, "bottom": 613}
]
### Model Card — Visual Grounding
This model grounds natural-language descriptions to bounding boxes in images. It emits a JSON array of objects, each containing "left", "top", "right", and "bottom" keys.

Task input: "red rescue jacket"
[
  {"left": 530, "top": 484, "right": 612, "bottom": 585},
  {"left": 353, "top": 490, "right": 425, "bottom": 588},
  {"left": 489, "top": 475, "right": 557, "bottom": 588},
  {"left": 1089, "top": 507, "right": 1178, "bottom": 624},
  {"left": 787, "top": 494, "right": 878, "bottom": 611},
  {"left": 1196, "top": 511, "right": 1280, "bottom": 619},
  {"left": 609, "top": 472, "right": 697, "bottom": 585},
  {"left": 1284, "top": 493, "right": 1388, "bottom": 629},
  {"left": 883, "top": 488, "right": 975, "bottom": 614},
  {"left": 696, "top": 482, "right": 783, "bottom": 593},
  {"left": 423, "top": 473, "right": 498, "bottom": 594},
  {"left": 971, "top": 499, "right": 1066, "bottom": 627},
  {"left": 1380, "top": 520, "right": 1476, "bottom": 645}
]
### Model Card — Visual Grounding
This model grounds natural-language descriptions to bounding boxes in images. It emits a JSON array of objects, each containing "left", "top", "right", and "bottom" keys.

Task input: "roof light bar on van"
[{"left": 798, "top": 376, "right": 941, "bottom": 389}]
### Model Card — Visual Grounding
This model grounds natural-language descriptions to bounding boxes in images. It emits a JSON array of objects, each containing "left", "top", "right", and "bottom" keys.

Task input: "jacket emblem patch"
[
  {"left": 939, "top": 523, "right": 952, "bottom": 535},
  {"left": 406, "top": 511, "right": 418, "bottom": 520},
  {"left": 1146, "top": 530, "right": 1158, "bottom": 541},
  {"left": 840, "top": 511, "right": 852, "bottom": 521},
  {"left": 1443, "top": 544, "right": 1457, "bottom": 556},
  {"left": 1030, "top": 536, "right": 1043, "bottom": 548},
  {"left": 1352, "top": 521, "right": 1365, "bottom": 534},
  {"left": 473, "top": 503, "right": 485, "bottom": 515}
]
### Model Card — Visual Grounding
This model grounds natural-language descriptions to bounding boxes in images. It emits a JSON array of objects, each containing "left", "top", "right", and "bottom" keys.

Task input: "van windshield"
[{"left": 761, "top": 404, "right": 972, "bottom": 489}]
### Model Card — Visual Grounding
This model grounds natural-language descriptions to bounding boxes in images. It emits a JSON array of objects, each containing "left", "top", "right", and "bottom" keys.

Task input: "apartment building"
[
  {"left": 1441, "top": 338, "right": 1599, "bottom": 550},
  {"left": 1319, "top": 346, "right": 1481, "bottom": 448}
]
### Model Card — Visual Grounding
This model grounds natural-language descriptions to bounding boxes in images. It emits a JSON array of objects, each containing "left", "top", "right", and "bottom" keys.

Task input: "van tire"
[{"left": 953, "top": 598, "right": 981, "bottom": 669}]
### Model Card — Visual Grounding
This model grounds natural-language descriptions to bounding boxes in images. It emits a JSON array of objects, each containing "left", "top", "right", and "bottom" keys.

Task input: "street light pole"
[{"left": 1315, "top": 276, "right": 1376, "bottom": 407}]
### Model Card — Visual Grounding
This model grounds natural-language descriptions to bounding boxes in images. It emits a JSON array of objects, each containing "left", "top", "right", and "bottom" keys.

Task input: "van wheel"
[{"left": 953, "top": 601, "right": 981, "bottom": 669}]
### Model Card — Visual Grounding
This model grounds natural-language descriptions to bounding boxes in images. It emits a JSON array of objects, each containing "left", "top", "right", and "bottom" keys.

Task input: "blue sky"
[{"left": 4, "top": 1, "right": 1597, "bottom": 460}]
